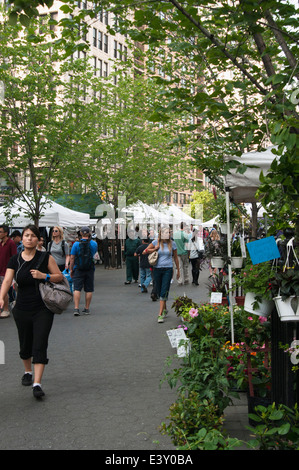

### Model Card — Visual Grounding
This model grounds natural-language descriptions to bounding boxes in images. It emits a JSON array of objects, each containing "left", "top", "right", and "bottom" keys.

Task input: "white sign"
[
  {"left": 177, "top": 339, "right": 191, "bottom": 357},
  {"left": 210, "top": 292, "right": 223, "bottom": 304},
  {"left": 166, "top": 328, "right": 190, "bottom": 357},
  {"left": 166, "top": 328, "right": 187, "bottom": 348}
]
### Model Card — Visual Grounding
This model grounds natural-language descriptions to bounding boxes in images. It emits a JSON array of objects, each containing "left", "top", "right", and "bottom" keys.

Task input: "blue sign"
[{"left": 246, "top": 236, "right": 281, "bottom": 264}]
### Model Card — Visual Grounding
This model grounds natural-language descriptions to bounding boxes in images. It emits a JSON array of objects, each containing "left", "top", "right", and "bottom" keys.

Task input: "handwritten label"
[
  {"left": 210, "top": 292, "right": 223, "bottom": 304},
  {"left": 166, "top": 328, "right": 187, "bottom": 348}
]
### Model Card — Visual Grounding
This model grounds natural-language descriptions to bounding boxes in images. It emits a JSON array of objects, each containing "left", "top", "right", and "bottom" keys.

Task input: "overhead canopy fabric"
[
  {"left": 225, "top": 147, "right": 277, "bottom": 203},
  {"left": 0, "top": 197, "right": 92, "bottom": 227}
]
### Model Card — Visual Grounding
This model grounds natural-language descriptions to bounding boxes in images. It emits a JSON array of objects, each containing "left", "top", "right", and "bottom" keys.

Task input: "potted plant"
[
  {"left": 171, "top": 295, "right": 198, "bottom": 320},
  {"left": 233, "top": 261, "right": 275, "bottom": 316},
  {"left": 271, "top": 268, "right": 299, "bottom": 321},
  {"left": 206, "top": 272, "right": 229, "bottom": 305},
  {"left": 231, "top": 238, "right": 243, "bottom": 269},
  {"left": 218, "top": 205, "right": 239, "bottom": 235},
  {"left": 204, "top": 237, "right": 227, "bottom": 268}
]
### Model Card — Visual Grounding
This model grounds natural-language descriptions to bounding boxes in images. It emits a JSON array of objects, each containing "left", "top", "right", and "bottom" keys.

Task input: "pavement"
[{"left": 0, "top": 263, "right": 252, "bottom": 451}]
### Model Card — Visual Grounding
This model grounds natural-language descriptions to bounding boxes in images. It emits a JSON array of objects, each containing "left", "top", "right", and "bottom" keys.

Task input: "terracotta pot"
[
  {"left": 235, "top": 295, "right": 245, "bottom": 306},
  {"left": 222, "top": 296, "right": 229, "bottom": 305}
]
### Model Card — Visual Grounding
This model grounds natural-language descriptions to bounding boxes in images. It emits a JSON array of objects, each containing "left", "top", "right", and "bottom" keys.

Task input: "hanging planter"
[
  {"left": 211, "top": 257, "right": 224, "bottom": 268},
  {"left": 220, "top": 222, "right": 232, "bottom": 235},
  {"left": 231, "top": 257, "right": 243, "bottom": 269},
  {"left": 244, "top": 292, "right": 274, "bottom": 317},
  {"left": 274, "top": 296, "right": 299, "bottom": 321}
]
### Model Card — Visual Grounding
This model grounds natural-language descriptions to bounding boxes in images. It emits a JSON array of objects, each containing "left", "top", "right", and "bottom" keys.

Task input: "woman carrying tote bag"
[{"left": 144, "top": 226, "right": 180, "bottom": 323}]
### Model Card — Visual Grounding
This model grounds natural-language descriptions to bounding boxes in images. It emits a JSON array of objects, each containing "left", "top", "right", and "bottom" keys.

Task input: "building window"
[
  {"left": 93, "top": 28, "right": 97, "bottom": 47},
  {"left": 98, "top": 31, "right": 102, "bottom": 50},
  {"left": 173, "top": 193, "right": 178, "bottom": 203},
  {"left": 98, "top": 59, "right": 102, "bottom": 77},
  {"left": 118, "top": 43, "right": 122, "bottom": 60},
  {"left": 93, "top": 56, "right": 97, "bottom": 75},
  {"left": 103, "top": 62, "right": 108, "bottom": 77},
  {"left": 114, "top": 40, "right": 117, "bottom": 58},
  {"left": 104, "top": 34, "right": 108, "bottom": 53}
]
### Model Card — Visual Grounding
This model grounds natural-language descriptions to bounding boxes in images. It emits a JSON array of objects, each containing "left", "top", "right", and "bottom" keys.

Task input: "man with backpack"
[{"left": 70, "top": 227, "right": 98, "bottom": 316}]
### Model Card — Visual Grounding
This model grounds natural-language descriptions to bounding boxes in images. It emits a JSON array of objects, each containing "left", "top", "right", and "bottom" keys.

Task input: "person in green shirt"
[
  {"left": 173, "top": 223, "right": 190, "bottom": 285},
  {"left": 124, "top": 230, "right": 141, "bottom": 284}
]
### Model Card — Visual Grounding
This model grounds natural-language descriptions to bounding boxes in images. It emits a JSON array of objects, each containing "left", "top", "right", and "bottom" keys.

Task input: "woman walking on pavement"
[
  {"left": 47, "top": 226, "right": 70, "bottom": 272},
  {"left": 145, "top": 226, "right": 180, "bottom": 323},
  {"left": 188, "top": 229, "right": 204, "bottom": 286},
  {"left": 0, "top": 225, "right": 63, "bottom": 399}
]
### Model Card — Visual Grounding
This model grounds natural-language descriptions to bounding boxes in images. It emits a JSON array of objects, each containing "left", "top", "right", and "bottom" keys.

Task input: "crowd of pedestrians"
[{"left": 0, "top": 221, "right": 212, "bottom": 400}]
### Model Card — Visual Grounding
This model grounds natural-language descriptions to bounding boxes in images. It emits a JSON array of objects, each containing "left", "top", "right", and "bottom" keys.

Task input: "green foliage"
[{"left": 247, "top": 403, "right": 299, "bottom": 450}]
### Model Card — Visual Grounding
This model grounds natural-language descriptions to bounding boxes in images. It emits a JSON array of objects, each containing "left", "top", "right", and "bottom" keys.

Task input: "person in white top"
[{"left": 188, "top": 229, "right": 204, "bottom": 286}]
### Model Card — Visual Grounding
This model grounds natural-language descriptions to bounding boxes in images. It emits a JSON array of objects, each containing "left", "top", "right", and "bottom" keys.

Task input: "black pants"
[
  {"left": 13, "top": 306, "right": 54, "bottom": 364},
  {"left": 190, "top": 258, "right": 200, "bottom": 284}
]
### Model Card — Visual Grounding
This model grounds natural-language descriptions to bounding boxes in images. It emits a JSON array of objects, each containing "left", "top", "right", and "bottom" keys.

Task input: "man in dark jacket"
[{"left": 124, "top": 230, "right": 141, "bottom": 284}]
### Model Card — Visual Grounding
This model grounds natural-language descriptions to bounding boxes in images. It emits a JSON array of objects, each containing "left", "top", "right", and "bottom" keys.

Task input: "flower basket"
[
  {"left": 231, "top": 257, "right": 243, "bottom": 269},
  {"left": 244, "top": 292, "right": 274, "bottom": 317},
  {"left": 274, "top": 295, "right": 299, "bottom": 321},
  {"left": 211, "top": 257, "right": 224, "bottom": 268}
]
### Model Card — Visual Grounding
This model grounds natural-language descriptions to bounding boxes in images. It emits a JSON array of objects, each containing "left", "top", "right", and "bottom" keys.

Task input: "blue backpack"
[{"left": 77, "top": 241, "right": 94, "bottom": 270}]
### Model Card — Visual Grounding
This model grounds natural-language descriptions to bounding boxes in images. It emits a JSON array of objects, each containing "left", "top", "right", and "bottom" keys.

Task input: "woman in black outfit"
[{"left": 0, "top": 225, "right": 62, "bottom": 399}]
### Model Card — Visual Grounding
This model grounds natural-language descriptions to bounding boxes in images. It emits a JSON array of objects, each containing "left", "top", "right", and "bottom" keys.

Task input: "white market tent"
[
  {"left": 122, "top": 201, "right": 200, "bottom": 226},
  {"left": 202, "top": 216, "right": 219, "bottom": 228},
  {"left": 225, "top": 146, "right": 277, "bottom": 203},
  {"left": 0, "top": 197, "right": 92, "bottom": 228},
  {"left": 224, "top": 146, "right": 277, "bottom": 343},
  {"left": 121, "top": 201, "right": 163, "bottom": 224}
]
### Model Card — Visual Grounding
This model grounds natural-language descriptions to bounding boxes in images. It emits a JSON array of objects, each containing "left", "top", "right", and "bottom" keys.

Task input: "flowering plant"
[
  {"left": 233, "top": 261, "right": 275, "bottom": 301},
  {"left": 171, "top": 295, "right": 198, "bottom": 317}
]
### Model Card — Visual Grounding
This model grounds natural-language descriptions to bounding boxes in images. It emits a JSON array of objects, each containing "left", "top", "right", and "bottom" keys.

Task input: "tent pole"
[{"left": 225, "top": 187, "right": 234, "bottom": 344}]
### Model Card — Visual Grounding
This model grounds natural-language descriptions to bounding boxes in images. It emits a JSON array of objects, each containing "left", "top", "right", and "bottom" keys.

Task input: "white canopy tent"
[
  {"left": 225, "top": 146, "right": 277, "bottom": 203},
  {"left": 202, "top": 216, "right": 219, "bottom": 228},
  {"left": 122, "top": 201, "right": 200, "bottom": 227},
  {"left": 0, "top": 197, "right": 92, "bottom": 228},
  {"left": 157, "top": 204, "right": 197, "bottom": 225},
  {"left": 224, "top": 146, "right": 277, "bottom": 343}
]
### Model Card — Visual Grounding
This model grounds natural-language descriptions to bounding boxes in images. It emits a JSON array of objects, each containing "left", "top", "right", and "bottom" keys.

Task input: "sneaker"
[
  {"left": 22, "top": 373, "right": 33, "bottom": 386},
  {"left": 124, "top": 281, "right": 131, "bottom": 285},
  {"left": 73, "top": 309, "right": 80, "bottom": 316},
  {"left": 82, "top": 308, "right": 90, "bottom": 315},
  {"left": 0, "top": 310, "right": 10, "bottom": 318},
  {"left": 33, "top": 385, "right": 45, "bottom": 399},
  {"left": 157, "top": 315, "right": 164, "bottom": 323}
]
